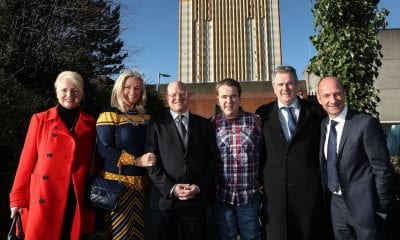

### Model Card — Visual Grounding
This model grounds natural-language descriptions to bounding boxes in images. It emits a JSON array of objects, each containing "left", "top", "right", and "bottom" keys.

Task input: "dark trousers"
[
  {"left": 286, "top": 204, "right": 304, "bottom": 240},
  {"left": 151, "top": 206, "right": 206, "bottom": 240},
  {"left": 331, "top": 194, "right": 385, "bottom": 240},
  {"left": 61, "top": 182, "right": 76, "bottom": 240}
]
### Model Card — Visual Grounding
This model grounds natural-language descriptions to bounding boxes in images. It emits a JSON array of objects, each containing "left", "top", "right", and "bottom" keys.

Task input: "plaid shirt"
[{"left": 211, "top": 111, "right": 262, "bottom": 205}]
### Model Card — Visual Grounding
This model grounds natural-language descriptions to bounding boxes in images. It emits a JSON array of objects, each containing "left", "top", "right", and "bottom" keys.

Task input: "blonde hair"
[
  {"left": 54, "top": 71, "right": 84, "bottom": 98},
  {"left": 111, "top": 70, "right": 147, "bottom": 113}
]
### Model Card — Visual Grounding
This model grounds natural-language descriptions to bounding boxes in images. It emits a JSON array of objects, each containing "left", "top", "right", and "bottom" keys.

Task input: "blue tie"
[
  {"left": 283, "top": 107, "right": 296, "bottom": 141},
  {"left": 327, "top": 120, "right": 338, "bottom": 192}
]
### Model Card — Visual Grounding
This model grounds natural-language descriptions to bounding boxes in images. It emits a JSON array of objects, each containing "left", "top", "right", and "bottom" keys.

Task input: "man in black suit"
[
  {"left": 317, "top": 76, "right": 395, "bottom": 239},
  {"left": 256, "top": 65, "right": 329, "bottom": 240},
  {"left": 146, "top": 81, "right": 214, "bottom": 240}
]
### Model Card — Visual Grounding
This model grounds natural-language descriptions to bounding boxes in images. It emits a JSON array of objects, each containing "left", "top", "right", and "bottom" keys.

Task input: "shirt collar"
[
  {"left": 330, "top": 105, "right": 348, "bottom": 124},
  {"left": 170, "top": 110, "right": 189, "bottom": 120},
  {"left": 220, "top": 108, "right": 245, "bottom": 120},
  {"left": 277, "top": 98, "right": 299, "bottom": 110}
]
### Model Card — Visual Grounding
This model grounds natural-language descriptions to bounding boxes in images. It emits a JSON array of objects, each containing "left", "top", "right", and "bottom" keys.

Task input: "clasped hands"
[{"left": 173, "top": 183, "right": 200, "bottom": 200}]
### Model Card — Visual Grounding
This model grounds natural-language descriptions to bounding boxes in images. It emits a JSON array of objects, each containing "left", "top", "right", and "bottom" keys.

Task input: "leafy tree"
[
  {"left": 0, "top": 0, "right": 126, "bottom": 94},
  {"left": 310, "top": 0, "right": 388, "bottom": 116},
  {"left": 0, "top": 0, "right": 129, "bottom": 232},
  {"left": 145, "top": 87, "right": 168, "bottom": 117}
]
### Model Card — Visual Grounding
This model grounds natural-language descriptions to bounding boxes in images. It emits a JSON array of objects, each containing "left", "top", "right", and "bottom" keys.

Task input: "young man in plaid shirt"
[{"left": 211, "top": 78, "right": 263, "bottom": 240}]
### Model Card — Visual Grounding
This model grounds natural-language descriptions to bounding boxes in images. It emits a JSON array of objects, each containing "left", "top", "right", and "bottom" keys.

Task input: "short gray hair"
[{"left": 273, "top": 65, "right": 298, "bottom": 84}]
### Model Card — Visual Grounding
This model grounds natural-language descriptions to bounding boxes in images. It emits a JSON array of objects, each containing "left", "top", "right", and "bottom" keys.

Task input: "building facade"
[{"left": 179, "top": 0, "right": 281, "bottom": 83}]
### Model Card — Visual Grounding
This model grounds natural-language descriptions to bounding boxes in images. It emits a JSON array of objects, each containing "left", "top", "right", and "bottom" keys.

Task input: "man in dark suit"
[
  {"left": 256, "top": 65, "right": 329, "bottom": 240},
  {"left": 317, "top": 76, "right": 395, "bottom": 239},
  {"left": 146, "top": 81, "right": 214, "bottom": 240}
]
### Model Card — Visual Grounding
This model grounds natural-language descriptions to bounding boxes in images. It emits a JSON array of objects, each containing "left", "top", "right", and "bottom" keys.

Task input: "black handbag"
[
  {"left": 87, "top": 174, "right": 125, "bottom": 211},
  {"left": 86, "top": 137, "right": 125, "bottom": 211},
  {"left": 8, "top": 212, "right": 24, "bottom": 240}
]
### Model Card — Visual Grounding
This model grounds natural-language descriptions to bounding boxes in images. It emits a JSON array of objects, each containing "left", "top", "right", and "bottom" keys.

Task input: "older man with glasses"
[
  {"left": 256, "top": 66, "right": 331, "bottom": 240},
  {"left": 146, "top": 81, "right": 215, "bottom": 240}
]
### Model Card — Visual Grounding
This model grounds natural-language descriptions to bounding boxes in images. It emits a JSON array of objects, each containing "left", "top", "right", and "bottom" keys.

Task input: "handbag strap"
[
  {"left": 115, "top": 109, "right": 122, "bottom": 183},
  {"left": 16, "top": 212, "right": 24, "bottom": 239},
  {"left": 89, "top": 138, "right": 97, "bottom": 175},
  {"left": 8, "top": 212, "right": 24, "bottom": 240}
]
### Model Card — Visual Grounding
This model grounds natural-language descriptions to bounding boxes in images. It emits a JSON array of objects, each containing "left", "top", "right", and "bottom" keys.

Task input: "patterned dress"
[{"left": 96, "top": 107, "right": 150, "bottom": 240}]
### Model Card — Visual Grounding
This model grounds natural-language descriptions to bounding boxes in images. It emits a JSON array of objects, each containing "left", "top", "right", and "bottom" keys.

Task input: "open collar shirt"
[{"left": 211, "top": 110, "right": 262, "bottom": 205}]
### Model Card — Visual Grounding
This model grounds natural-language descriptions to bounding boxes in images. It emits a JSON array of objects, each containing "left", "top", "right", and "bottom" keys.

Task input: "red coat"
[{"left": 9, "top": 106, "right": 96, "bottom": 240}]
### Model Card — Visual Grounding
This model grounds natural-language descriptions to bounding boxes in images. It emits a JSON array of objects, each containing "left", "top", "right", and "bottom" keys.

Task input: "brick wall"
[{"left": 158, "top": 81, "right": 307, "bottom": 118}]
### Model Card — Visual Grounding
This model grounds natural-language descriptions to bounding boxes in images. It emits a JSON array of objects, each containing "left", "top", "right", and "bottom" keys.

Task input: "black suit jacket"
[
  {"left": 256, "top": 97, "right": 328, "bottom": 240},
  {"left": 319, "top": 109, "right": 395, "bottom": 228},
  {"left": 145, "top": 110, "right": 214, "bottom": 211}
]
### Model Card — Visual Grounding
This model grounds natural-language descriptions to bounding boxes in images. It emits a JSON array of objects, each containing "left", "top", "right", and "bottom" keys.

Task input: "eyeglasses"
[{"left": 167, "top": 92, "right": 189, "bottom": 99}]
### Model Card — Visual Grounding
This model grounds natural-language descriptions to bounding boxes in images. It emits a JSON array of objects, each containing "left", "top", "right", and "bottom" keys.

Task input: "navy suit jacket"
[
  {"left": 145, "top": 110, "right": 214, "bottom": 211},
  {"left": 319, "top": 109, "right": 395, "bottom": 228}
]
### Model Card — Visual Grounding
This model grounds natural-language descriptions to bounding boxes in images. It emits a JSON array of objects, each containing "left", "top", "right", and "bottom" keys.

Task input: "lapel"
[
  {"left": 185, "top": 112, "right": 197, "bottom": 156},
  {"left": 165, "top": 111, "right": 186, "bottom": 153},
  {"left": 271, "top": 101, "right": 285, "bottom": 132},
  {"left": 45, "top": 107, "right": 71, "bottom": 136},
  {"left": 269, "top": 102, "right": 290, "bottom": 147},
  {"left": 296, "top": 98, "right": 311, "bottom": 133},
  {"left": 74, "top": 111, "right": 94, "bottom": 137},
  {"left": 337, "top": 109, "right": 353, "bottom": 158},
  {"left": 320, "top": 118, "right": 329, "bottom": 162}
]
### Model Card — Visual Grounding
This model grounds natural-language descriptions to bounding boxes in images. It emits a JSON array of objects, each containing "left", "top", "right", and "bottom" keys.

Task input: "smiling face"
[
  {"left": 122, "top": 77, "right": 142, "bottom": 110},
  {"left": 167, "top": 81, "right": 189, "bottom": 114},
  {"left": 273, "top": 72, "right": 298, "bottom": 105},
  {"left": 217, "top": 84, "right": 240, "bottom": 119},
  {"left": 317, "top": 76, "right": 346, "bottom": 118},
  {"left": 56, "top": 78, "right": 82, "bottom": 109}
]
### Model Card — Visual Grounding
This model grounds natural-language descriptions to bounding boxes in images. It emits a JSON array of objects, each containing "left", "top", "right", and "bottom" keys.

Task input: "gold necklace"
[{"left": 123, "top": 113, "right": 145, "bottom": 126}]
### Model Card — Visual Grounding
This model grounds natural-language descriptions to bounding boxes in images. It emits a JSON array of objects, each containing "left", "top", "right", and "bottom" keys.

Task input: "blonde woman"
[{"left": 96, "top": 70, "right": 156, "bottom": 239}]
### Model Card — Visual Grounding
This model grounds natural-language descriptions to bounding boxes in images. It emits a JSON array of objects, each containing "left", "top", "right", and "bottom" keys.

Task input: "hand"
[
  {"left": 10, "top": 207, "right": 22, "bottom": 218},
  {"left": 173, "top": 184, "right": 200, "bottom": 200},
  {"left": 136, "top": 152, "right": 156, "bottom": 167}
]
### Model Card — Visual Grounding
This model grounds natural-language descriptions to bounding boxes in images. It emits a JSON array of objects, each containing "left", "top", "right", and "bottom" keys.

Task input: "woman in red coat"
[{"left": 9, "top": 71, "right": 96, "bottom": 240}]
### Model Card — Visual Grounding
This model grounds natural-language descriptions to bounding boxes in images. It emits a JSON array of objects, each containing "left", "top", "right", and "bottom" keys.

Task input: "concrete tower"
[{"left": 179, "top": 0, "right": 281, "bottom": 83}]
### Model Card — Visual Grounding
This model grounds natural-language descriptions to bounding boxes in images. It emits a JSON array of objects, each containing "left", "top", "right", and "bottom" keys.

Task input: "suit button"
[
  {"left": 39, "top": 198, "right": 45, "bottom": 204},
  {"left": 51, "top": 132, "right": 57, "bottom": 137},
  {"left": 42, "top": 175, "right": 49, "bottom": 180},
  {"left": 54, "top": 126, "right": 58, "bottom": 129},
  {"left": 47, "top": 153, "right": 53, "bottom": 158},
  {"left": 285, "top": 182, "right": 291, "bottom": 187}
]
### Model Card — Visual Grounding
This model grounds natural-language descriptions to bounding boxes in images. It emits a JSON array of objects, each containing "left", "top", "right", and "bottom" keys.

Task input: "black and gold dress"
[{"left": 96, "top": 107, "right": 150, "bottom": 240}]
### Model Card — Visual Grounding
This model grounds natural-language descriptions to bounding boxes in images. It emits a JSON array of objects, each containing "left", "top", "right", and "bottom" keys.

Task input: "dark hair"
[{"left": 215, "top": 78, "right": 242, "bottom": 97}]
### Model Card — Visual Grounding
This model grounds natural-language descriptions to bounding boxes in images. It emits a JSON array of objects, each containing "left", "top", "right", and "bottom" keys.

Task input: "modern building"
[
  {"left": 178, "top": 0, "right": 281, "bottom": 83},
  {"left": 375, "top": 29, "right": 400, "bottom": 123},
  {"left": 375, "top": 29, "right": 400, "bottom": 156}
]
